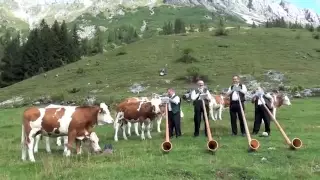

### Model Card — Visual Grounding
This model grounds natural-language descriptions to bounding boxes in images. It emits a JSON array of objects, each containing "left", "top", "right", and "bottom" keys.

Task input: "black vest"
[
  {"left": 254, "top": 95, "right": 272, "bottom": 109},
  {"left": 230, "top": 84, "right": 245, "bottom": 102},
  {"left": 169, "top": 95, "right": 181, "bottom": 114},
  {"left": 193, "top": 88, "right": 209, "bottom": 106}
]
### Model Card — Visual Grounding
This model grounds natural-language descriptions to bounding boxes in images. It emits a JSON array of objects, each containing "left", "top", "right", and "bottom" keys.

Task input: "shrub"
[
  {"left": 67, "top": 87, "right": 81, "bottom": 94},
  {"left": 175, "top": 48, "right": 199, "bottom": 63},
  {"left": 177, "top": 66, "right": 209, "bottom": 83},
  {"left": 76, "top": 68, "right": 84, "bottom": 74},
  {"left": 312, "top": 33, "right": 319, "bottom": 39}
]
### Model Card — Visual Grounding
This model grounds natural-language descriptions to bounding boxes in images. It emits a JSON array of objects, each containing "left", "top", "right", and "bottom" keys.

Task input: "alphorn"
[
  {"left": 260, "top": 99, "right": 302, "bottom": 150},
  {"left": 202, "top": 99, "right": 219, "bottom": 152},
  {"left": 161, "top": 103, "right": 172, "bottom": 153},
  {"left": 237, "top": 92, "right": 260, "bottom": 151}
]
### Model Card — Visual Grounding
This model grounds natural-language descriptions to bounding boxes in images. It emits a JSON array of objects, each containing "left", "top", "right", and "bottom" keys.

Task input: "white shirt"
[
  {"left": 190, "top": 87, "right": 212, "bottom": 101},
  {"left": 168, "top": 94, "right": 180, "bottom": 111},
  {"left": 226, "top": 83, "right": 247, "bottom": 101}
]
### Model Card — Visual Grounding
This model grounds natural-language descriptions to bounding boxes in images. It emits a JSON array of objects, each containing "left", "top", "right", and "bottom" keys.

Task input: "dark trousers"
[
  {"left": 229, "top": 101, "right": 246, "bottom": 135},
  {"left": 168, "top": 111, "right": 181, "bottom": 137},
  {"left": 253, "top": 105, "right": 272, "bottom": 134},
  {"left": 193, "top": 101, "right": 209, "bottom": 136}
]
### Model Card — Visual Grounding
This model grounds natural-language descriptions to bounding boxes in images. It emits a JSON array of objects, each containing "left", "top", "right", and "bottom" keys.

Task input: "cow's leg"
[
  {"left": 113, "top": 112, "right": 123, "bottom": 142},
  {"left": 218, "top": 106, "right": 223, "bottom": 120},
  {"left": 34, "top": 134, "right": 41, "bottom": 153},
  {"left": 127, "top": 122, "right": 132, "bottom": 136},
  {"left": 140, "top": 122, "right": 146, "bottom": 140},
  {"left": 122, "top": 122, "right": 128, "bottom": 140},
  {"left": 209, "top": 106, "right": 216, "bottom": 121},
  {"left": 45, "top": 136, "right": 51, "bottom": 153},
  {"left": 56, "top": 136, "right": 62, "bottom": 146},
  {"left": 75, "top": 139, "right": 82, "bottom": 155},
  {"left": 63, "top": 136, "right": 69, "bottom": 155},
  {"left": 146, "top": 120, "right": 152, "bottom": 139},
  {"left": 65, "top": 131, "right": 77, "bottom": 157},
  {"left": 156, "top": 116, "right": 162, "bottom": 133},
  {"left": 273, "top": 108, "right": 277, "bottom": 119},
  {"left": 134, "top": 122, "right": 140, "bottom": 136},
  {"left": 27, "top": 129, "right": 39, "bottom": 162},
  {"left": 21, "top": 125, "right": 27, "bottom": 161}
]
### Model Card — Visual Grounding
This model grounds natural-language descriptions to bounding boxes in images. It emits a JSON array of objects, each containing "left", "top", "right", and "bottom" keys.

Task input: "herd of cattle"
[{"left": 21, "top": 91, "right": 291, "bottom": 162}]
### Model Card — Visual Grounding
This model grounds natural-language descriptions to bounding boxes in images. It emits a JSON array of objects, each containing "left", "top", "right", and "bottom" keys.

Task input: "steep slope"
[
  {"left": 0, "top": 0, "right": 319, "bottom": 30},
  {"left": 0, "top": 27, "right": 319, "bottom": 105}
]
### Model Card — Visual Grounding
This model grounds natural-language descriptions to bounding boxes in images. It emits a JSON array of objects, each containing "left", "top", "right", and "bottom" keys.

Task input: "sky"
[{"left": 287, "top": 0, "right": 320, "bottom": 13}]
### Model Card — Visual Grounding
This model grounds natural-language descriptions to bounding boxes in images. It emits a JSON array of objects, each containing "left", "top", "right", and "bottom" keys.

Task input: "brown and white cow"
[
  {"left": 209, "top": 94, "right": 230, "bottom": 121},
  {"left": 270, "top": 91, "right": 291, "bottom": 118},
  {"left": 33, "top": 104, "right": 107, "bottom": 155},
  {"left": 113, "top": 98, "right": 162, "bottom": 141},
  {"left": 119, "top": 96, "right": 184, "bottom": 137},
  {"left": 21, "top": 103, "right": 114, "bottom": 162},
  {"left": 251, "top": 91, "right": 291, "bottom": 123}
]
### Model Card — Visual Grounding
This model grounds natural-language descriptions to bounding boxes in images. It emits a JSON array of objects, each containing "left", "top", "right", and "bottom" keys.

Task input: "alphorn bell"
[
  {"left": 237, "top": 92, "right": 260, "bottom": 151},
  {"left": 201, "top": 99, "right": 219, "bottom": 152},
  {"left": 161, "top": 103, "right": 172, "bottom": 153},
  {"left": 260, "top": 99, "right": 302, "bottom": 150}
]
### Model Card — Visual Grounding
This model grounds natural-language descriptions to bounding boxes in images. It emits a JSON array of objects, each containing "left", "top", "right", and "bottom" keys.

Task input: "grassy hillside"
[
  {"left": 1, "top": 27, "right": 320, "bottom": 105},
  {"left": 70, "top": 5, "right": 246, "bottom": 30},
  {"left": 0, "top": 98, "right": 319, "bottom": 179}
]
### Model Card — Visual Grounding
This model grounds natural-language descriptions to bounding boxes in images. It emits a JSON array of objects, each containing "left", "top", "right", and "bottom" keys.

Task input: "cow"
[
  {"left": 270, "top": 91, "right": 291, "bottom": 118},
  {"left": 209, "top": 94, "right": 230, "bottom": 121},
  {"left": 33, "top": 104, "right": 107, "bottom": 155},
  {"left": 113, "top": 98, "right": 162, "bottom": 142},
  {"left": 21, "top": 103, "right": 114, "bottom": 162},
  {"left": 120, "top": 96, "right": 184, "bottom": 137},
  {"left": 251, "top": 90, "right": 291, "bottom": 123}
]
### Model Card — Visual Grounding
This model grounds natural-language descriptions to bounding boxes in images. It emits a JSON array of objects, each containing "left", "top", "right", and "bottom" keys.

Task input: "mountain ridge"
[{"left": 0, "top": 0, "right": 319, "bottom": 30}]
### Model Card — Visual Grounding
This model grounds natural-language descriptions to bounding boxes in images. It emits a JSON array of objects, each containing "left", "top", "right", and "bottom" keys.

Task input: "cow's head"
[
  {"left": 97, "top": 103, "right": 114, "bottom": 125},
  {"left": 280, "top": 94, "right": 291, "bottom": 106},
  {"left": 88, "top": 132, "right": 102, "bottom": 153},
  {"left": 150, "top": 96, "right": 162, "bottom": 114}
]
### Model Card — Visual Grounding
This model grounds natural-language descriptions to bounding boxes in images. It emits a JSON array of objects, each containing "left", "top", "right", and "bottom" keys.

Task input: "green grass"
[
  {"left": 0, "top": 27, "right": 320, "bottom": 104},
  {"left": 70, "top": 6, "right": 246, "bottom": 30},
  {"left": 0, "top": 98, "right": 319, "bottom": 179}
]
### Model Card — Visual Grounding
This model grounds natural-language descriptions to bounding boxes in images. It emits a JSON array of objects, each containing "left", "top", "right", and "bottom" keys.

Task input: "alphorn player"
[
  {"left": 190, "top": 80, "right": 213, "bottom": 137},
  {"left": 167, "top": 88, "right": 182, "bottom": 138},
  {"left": 226, "top": 75, "right": 248, "bottom": 137},
  {"left": 251, "top": 87, "right": 273, "bottom": 137}
]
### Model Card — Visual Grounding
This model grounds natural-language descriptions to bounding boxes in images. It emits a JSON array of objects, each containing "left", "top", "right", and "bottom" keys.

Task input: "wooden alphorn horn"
[
  {"left": 237, "top": 92, "right": 260, "bottom": 151},
  {"left": 260, "top": 99, "right": 302, "bottom": 150},
  {"left": 161, "top": 103, "right": 172, "bottom": 153},
  {"left": 201, "top": 99, "right": 219, "bottom": 152}
]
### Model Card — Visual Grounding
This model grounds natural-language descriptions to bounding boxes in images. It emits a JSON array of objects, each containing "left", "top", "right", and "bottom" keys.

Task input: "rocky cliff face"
[{"left": 0, "top": 0, "right": 319, "bottom": 29}]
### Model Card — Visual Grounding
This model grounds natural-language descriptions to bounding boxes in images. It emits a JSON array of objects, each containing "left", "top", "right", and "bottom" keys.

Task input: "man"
[
  {"left": 190, "top": 80, "right": 213, "bottom": 137},
  {"left": 167, "top": 88, "right": 182, "bottom": 138},
  {"left": 251, "top": 87, "right": 273, "bottom": 137},
  {"left": 226, "top": 75, "right": 248, "bottom": 136}
]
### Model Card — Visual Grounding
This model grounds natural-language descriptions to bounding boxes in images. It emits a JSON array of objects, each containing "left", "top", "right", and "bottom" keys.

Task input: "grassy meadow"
[
  {"left": 0, "top": 98, "right": 319, "bottom": 179},
  {"left": 0, "top": 27, "right": 320, "bottom": 105}
]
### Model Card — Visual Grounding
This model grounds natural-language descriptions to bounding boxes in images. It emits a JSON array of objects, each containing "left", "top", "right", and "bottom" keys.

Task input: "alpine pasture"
[{"left": 0, "top": 14, "right": 320, "bottom": 180}]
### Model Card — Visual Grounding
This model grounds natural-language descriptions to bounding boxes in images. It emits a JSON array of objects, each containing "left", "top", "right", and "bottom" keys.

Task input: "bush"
[
  {"left": 76, "top": 68, "right": 84, "bottom": 74},
  {"left": 312, "top": 33, "right": 319, "bottom": 39},
  {"left": 176, "top": 66, "right": 209, "bottom": 83},
  {"left": 175, "top": 48, "right": 199, "bottom": 63},
  {"left": 67, "top": 87, "right": 80, "bottom": 94},
  {"left": 214, "top": 18, "right": 228, "bottom": 36},
  {"left": 116, "top": 49, "right": 127, "bottom": 56}
]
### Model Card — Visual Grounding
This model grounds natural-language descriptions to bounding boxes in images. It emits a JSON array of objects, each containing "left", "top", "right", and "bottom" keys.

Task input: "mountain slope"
[
  {"left": 0, "top": 27, "right": 319, "bottom": 106},
  {"left": 0, "top": 0, "right": 319, "bottom": 30}
]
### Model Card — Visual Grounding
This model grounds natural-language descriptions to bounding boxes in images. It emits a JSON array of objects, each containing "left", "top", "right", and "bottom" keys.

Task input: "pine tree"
[
  {"left": 59, "top": 20, "right": 72, "bottom": 63},
  {"left": 71, "top": 23, "right": 81, "bottom": 61},
  {"left": 93, "top": 26, "right": 104, "bottom": 54},
  {"left": 0, "top": 34, "right": 23, "bottom": 87}
]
